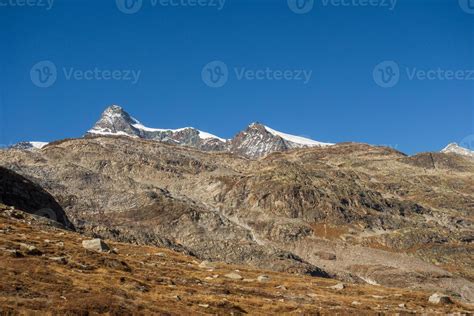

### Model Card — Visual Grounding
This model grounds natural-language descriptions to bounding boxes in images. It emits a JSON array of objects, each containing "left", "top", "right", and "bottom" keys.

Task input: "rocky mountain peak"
[
  {"left": 441, "top": 143, "right": 474, "bottom": 159},
  {"left": 229, "top": 122, "right": 333, "bottom": 158},
  {"left": 88, "top": 105, "right": 140, "bottom": 137},
  {"left": 86, "top": 105, "right": 333, "bottom": 158}
]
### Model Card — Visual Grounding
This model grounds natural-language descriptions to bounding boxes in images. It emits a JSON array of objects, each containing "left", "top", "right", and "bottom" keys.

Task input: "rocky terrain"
[
  {"left": 1, "top": 131, "right": 473, "bottom": 307},
  {"left": 0, "top": 206, "right": 471, "bottom": 314}
]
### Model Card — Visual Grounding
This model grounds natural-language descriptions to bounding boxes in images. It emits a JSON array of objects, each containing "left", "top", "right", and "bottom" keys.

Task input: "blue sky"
[{"left": 1, "top": 0, "right": 473, "bottom": 154}]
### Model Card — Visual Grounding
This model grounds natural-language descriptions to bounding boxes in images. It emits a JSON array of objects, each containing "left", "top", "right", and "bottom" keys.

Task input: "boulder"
[
  {"left": 329, "top": 283, "right": 345, "bottom": 290},
  {"left": 199, "top": 260, "right": 217, "bottom": 269},
  {"left": 428, "top": 293, "right": 452, "bottom": 304},
  {"left": 316, "top": 252, "right": 337, "bottom": 260},
  {"left": 257, "top": 275, "right": 270, "bottom": 282},
  {"left": 224, "top": 272, "right": 243, "bottom": 280},
  {"left": 20, "top": 243, "right": 42, "bottom": 256},
  {"left": 82, "top": 239, "right": 110, "bottom": 252}
]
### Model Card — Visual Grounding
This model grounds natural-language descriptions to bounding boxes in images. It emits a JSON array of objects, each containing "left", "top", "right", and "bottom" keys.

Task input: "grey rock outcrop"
[{"left": 82, "top": 239, "right": 110, "bottom": 252}]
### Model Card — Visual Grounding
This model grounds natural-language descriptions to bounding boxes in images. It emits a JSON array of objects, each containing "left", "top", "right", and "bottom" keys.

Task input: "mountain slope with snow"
[
  {"left": 87, "top": 105, "right": 228, "bottom": 151},
  {"left": 9, "top": 142, "right": 49, "bottom": 150},
  {"left": 229, "top": 123, "right": 333, "bottom": 158},
  {"left": 87, "top": 105, "right": 334, "bottom": 158},
  {"left": 441, "top": 143, "right": 474, "bottom": 159}
]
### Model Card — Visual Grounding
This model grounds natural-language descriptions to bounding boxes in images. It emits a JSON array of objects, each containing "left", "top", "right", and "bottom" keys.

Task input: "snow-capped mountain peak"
[
  {"left": 9, "top": 141, "right": 49, "bottom": 150},
  {"left": 441, "top": 143, "right": 474, "bottom": 159},
  {"left": 86, "top": 105, "right": 334, "bottom": 158},
  {"left": 262, "top": 125, "right": 333, "bottom": 147},
  {"left": 87, "top": 105, "right": 228, "bottom": 151},
  {"left": 229, "top": 122, "right": 333, "bottom": 158}
]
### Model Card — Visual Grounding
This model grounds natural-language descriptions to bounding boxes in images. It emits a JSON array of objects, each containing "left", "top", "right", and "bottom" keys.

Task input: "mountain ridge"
[{"left": 86, "top": 105, "right": 333, "bottom": 158}]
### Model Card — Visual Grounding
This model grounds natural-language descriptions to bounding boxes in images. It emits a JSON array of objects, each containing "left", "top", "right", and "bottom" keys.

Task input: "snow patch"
[
  {"left": 29, "top": 142, "right": 49, "bottom": 149},
  {"left": 131, "top": 117, "right": 227, "bottom": 142},
  {"left": 263, "top": 125, "right": 333, "bottom": 147}
]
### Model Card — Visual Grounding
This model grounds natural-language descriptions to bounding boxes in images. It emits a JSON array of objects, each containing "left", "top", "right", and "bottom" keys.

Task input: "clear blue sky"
[{"left": 1, "top": 0, "right": 473, "bottom": 154}]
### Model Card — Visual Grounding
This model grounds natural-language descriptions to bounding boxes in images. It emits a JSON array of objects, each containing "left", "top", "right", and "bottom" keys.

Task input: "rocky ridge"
[{"left": 86, "top": 105, "right": 333, "bottom": 158}]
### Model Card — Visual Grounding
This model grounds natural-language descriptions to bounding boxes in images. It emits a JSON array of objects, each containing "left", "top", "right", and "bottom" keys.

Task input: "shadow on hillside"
[{"left": 0, "top": 166, "right": 74, "bottom": 229}]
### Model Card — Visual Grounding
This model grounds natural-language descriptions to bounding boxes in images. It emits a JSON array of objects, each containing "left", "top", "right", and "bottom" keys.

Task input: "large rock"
[
  {"left": 224, "top": 272, "right": 243, "bottom": 280},
  {"left": 82, "top": 239, "right": 110, "bottom": 252},
  {"left": 428, "top": 293, "right": 453, "bottom": 304}
]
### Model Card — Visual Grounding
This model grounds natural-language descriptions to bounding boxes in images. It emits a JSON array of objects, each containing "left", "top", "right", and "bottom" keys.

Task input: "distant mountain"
[
  {"left": 9, "top": 142, "right": 48, "bottom": 150},
  {"left": 86, "top": 105, "right": 228, "bottom": 152},
  {"left": 441, "top": 143, "right": 474, "bottom": 159},
  {"left": 229, "top": 122, "right": 333, "bottom": 158},
  {"left": 87, "top": 105, "right": 333, "bottom": 158}
]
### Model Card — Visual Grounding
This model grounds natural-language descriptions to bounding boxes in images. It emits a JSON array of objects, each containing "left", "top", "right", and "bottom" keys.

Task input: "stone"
[
  {"left": 329, "top": 283, "right": 345, "bottom": 290},
  {"left": 316, "top": 252, "right": 336, "bottom": 260},
  {"left": 82, "top": 239, "right": 110, "bottom": 252},
  {"left": 198, "top": 304, "right": 209, "bottom": 308},
  {"left": 7, "top": 249, "right": 24, "bottom": 258},
  {"left": 257, "top": 275, "right": 270, "bottom": 282},
  {"left": 49, "top": 256, "right": 68, "bottom": 264},
  {"left": 20, "top": 243, "right": 42, "bottom": 256},
  {"left": 199, "top": 260, "right": 217, "bottom": 269},
  {"left": 224, "top": 272, "right": 243, "bottom": 280},
  {"left": 428, "top": 293, "right": 452, "bottom": 304}
]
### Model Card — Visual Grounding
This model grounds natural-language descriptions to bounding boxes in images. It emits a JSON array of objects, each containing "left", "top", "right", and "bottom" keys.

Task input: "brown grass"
[{"left": 0, "top": 213, "right": 472, "bottom": 315}]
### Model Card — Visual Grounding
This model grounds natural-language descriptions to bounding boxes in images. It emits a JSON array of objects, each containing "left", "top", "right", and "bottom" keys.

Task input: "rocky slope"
[
  {"left": 86, "top": 105, "right": 333, "bottom": 158},
  {"left": 1, "top": 136, "right": 473, "bottom": 303},
  {"left": 2, "top": 207, "right": 471, "bottom": 314}
]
